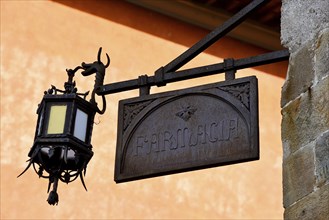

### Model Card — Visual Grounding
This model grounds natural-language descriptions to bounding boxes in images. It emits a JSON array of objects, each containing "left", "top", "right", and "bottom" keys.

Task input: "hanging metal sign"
[{"left": 114, "top": 76, "right": 259, "bottom": 183}]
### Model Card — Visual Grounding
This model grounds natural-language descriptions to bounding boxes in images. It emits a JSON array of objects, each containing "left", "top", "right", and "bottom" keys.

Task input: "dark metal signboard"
[{"left": 114, "top": 76, "right": 259, "bottom": 183}]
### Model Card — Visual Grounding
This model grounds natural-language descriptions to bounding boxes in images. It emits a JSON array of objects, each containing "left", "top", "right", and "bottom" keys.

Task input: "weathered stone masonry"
[{"left": 281, "top": 0, "right": 329, "bottom": 219}]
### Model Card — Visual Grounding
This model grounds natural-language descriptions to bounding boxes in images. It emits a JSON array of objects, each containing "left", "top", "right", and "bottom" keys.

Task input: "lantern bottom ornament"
[
  {"left": 22, "top": 143, "right": 94, "bottom": 206},
  {"left": 18, "top": 48, "right": 110, "bottom": 205}
]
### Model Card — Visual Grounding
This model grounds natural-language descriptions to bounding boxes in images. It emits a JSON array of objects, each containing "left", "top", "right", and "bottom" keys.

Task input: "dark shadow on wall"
[{"left": 52, "top": 0, "right": 287, "bottom": 78}]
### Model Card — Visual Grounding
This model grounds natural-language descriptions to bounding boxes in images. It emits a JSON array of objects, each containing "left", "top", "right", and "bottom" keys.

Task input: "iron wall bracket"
[{"left": 96, "top": 0, "right": 289, "bottom": 96}]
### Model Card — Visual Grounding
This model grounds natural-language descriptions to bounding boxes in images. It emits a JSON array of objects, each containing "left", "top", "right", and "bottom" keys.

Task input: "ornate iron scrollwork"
[{"left": 80, "top": 47, "right": 110, "bottom": 114}]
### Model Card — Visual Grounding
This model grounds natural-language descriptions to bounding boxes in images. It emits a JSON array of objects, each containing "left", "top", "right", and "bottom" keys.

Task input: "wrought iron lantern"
[{"left": 18, "top": 48, "right": 110, "bottom": 205}]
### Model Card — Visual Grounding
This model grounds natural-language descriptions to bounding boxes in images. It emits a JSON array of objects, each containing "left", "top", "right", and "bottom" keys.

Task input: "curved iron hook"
[
  {"left": 97, "top": 47, "right": 102, "bottom": 63},
  {"left": 97, "top": 47, "right": 110, "bottom": 68},
  {"left": 96, "top": 95, "right": 107, "bottom": 115},
  {"left": 104, "top": 53, "right": 110, "bottom": 68}
]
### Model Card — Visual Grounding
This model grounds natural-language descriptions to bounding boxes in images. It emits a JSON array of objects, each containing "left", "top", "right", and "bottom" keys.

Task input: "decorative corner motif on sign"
[
  {"left": 219, "top": 83, "right": 250, "bottom": 109},
  {"left": 123, "top": 100, "right": 153, "bottom": 131},
  {"left": 176, "top": 105, "right": 197, "bottom": 121}
]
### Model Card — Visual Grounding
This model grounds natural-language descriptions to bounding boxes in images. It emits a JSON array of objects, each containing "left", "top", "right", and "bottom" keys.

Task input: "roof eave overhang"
[{"left": 127, "top": 0, "right": 283, "bottom": 51}]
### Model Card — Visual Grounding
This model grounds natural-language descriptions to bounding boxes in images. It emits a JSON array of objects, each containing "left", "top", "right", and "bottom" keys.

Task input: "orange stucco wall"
[{"left": 1, "top": 1, "right": 287, "bottom": 219}]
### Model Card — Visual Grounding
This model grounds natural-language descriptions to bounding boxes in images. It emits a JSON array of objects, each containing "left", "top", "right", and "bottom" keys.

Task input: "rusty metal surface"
[{"left": 114, "top": 76, "right": 259, "bottom": 182}]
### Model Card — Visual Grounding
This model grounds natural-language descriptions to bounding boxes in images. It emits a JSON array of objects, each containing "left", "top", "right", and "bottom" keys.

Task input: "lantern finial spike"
[
  {"left": 80, "top": 172, "right": 88, "bottom": 191},
  {"left": 17, "top": 160, "right": 33, "bottom": 178},
  {"left": 47, "top": 176, "right": 59, "bottom": 205}
]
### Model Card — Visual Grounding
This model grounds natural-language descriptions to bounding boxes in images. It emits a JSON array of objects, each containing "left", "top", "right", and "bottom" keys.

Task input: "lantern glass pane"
[
  {"left": 47, "top": 105, "right": 67, "bottom": 134},
  {"left": 73, "top": 108, "right": 88, "bottom": 142},
  {"left": 37, "top": 109, "right": 44, "bottom": 136}
]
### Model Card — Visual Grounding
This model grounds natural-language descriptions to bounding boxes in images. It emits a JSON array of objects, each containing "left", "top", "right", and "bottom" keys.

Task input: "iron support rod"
[
  {"left": 158, "top": 0, "right": 269, "bottom": 74},
  {"left": 234, "top": 49, "right": 290, "bottom": 69},
  {"left": 97, "top": 50, "right": 289, "bottom": 95}
]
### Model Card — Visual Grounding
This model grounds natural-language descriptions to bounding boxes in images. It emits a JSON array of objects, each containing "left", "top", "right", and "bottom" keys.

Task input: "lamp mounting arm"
[{"left": 80, "top": 47, "right": 110, "bottom": 114}]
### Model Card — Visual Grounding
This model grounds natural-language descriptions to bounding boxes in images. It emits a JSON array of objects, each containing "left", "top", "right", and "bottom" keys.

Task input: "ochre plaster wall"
[{"left": 1, "top": 1, "right": 287, "bottom": 219}]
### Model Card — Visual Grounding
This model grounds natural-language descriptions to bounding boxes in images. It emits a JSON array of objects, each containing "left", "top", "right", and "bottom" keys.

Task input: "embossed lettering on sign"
[
  {"left": 134, "top": 118, "right": 239, "bottom": 157},
  {"left": 115, "top": 76, "right": 259, "bottom": 183}
]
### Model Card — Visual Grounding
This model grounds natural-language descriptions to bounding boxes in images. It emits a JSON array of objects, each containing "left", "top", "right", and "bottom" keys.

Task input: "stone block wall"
[{"left": 281, "top": 0, "right": 329, "bottom": 219}]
